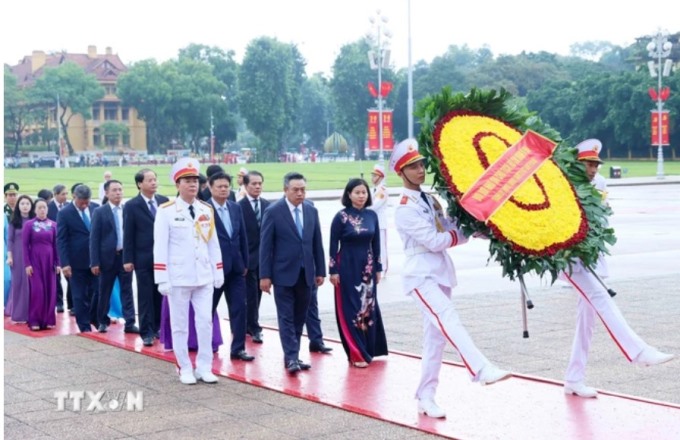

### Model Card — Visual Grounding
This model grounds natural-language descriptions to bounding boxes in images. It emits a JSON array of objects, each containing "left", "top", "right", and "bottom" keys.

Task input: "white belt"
[{"left": 404, "top": 245, "right": 429, "bottom": 256}]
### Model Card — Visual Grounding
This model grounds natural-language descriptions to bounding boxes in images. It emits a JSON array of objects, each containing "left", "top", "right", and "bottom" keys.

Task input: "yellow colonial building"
[{"left": 7, "top": 45, "right": 146, "bottom": 153}]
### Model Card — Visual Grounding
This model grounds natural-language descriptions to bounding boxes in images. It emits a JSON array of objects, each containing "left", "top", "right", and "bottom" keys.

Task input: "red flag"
[
  {"left": 380, "top": 81, "right": 393, "bottom": 98},
  {"left": 649, "top": 88, "right": 658, "bottom": 101}
]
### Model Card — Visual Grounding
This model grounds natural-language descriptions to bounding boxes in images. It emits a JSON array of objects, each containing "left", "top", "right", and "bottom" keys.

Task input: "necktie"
[
  {"left": 148, "top": 199, "right": 157, "bottom": 217},
  {"left": 294, "top": 207, "right": 303, "bottom": 238},
  {"left": 221, "top": 206, "right": 233, "bottom": 237},
  {"left": 253, "top": 198, "right": 261, "bottom": 225},
  {"left": 58, "top": 203, "right": 63, "bottom": 210},
  {"left": 113, "top": 206, "right": 123, "bottom": 250},
  {"left": 188, "top": 205, "right": 195, "bottom": 219},
  {"left": 81, "top": 209, "right": 91, "bottom": 231}
]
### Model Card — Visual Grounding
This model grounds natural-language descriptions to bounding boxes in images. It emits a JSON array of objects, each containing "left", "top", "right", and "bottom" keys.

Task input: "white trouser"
[
  {"left": 563, "top": 271, "right": 646, "bottom": 384},
  {"left": 379, "top": 229, "right": 388, "bottom": 274},
  {"left": 409, "top": 278, "right": 490, "bottom": 400},
  {"left": 167, "top": 284, "right": 214, "bottom": 375}
]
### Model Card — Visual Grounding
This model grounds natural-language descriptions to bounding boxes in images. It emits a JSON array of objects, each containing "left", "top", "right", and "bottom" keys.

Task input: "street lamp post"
[
  {"left": 646, "top": 30, "right": 673, "bottom": 180},
  {"left": 210, "top": 109, "right": 215, "bottom": 163},
  {"left": 369, "top": 10, "right": 391, "bottom": 163}
]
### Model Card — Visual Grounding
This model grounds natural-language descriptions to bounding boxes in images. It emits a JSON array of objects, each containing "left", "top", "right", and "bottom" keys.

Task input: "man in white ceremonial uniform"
[
  {"left": 153, "top": 158, "right": 224, "bottom": 385},
  {"left": 562, "top": 139, "right": 674, "bottom": 398},
  {"left": 390, "top": 139, "right": 511, "bottom": 419},
  {"left": 368, "top": 164, "right": 389, "bottom": 276}
]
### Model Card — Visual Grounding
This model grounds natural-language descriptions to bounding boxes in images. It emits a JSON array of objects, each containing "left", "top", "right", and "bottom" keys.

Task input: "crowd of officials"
[{"left": 3, "top": 139, "right": 674, "bottom": 416}]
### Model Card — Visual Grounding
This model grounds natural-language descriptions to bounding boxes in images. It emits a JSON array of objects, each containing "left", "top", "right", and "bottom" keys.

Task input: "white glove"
[
  {"left": 214, "top": 278, "right": 224, "bottom": 289},
  {"left": 158, "top": 282, "right": 172, "bottom": 296}
]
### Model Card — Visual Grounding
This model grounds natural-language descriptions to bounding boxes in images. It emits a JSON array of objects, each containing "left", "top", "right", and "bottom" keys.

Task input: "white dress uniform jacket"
[
  {"left": 369, "top": 182, "right": 389, "bottom": 230},
  {"left": 394, "top": 188, "right": 468, "bottom": 294},
  {"left": 153, "top": 199, "right": 224, "bottom": 288}
]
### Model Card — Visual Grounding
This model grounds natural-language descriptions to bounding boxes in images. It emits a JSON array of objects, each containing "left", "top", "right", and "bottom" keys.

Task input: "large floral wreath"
[{"left": 416, "top": 87, "right": 616, "bottom": 282}]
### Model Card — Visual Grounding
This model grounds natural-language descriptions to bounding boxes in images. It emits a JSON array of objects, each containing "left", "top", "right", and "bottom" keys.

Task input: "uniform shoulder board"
[
  {"left": 400, "top": 195, "right": 409, "bottom": 205},
  {"left": 198, "top": 200, "right": 214, "bottom": 211},
  {"left": 159, "top": 200, "right": 175, "bottom": 209}
]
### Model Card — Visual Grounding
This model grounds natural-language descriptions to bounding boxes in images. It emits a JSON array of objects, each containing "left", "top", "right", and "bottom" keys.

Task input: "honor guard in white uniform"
[
  {"left": 562, "top": 139, "right": 674, "bottom": 398},
  {"left": 236, "top": 167, "right": 248, "bottom": 201},
  {"left": 368, "top": 164, "right": 389, "bottom": 275},
  {"left": 154, "top": 158, "right": 224, "bottom": 385},
  {"left": 390, "top": 139, "right": 511, "bottom": 419}
]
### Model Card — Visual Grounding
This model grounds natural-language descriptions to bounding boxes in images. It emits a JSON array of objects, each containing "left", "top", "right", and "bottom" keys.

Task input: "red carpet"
[{"left": 6, "top": 313, "right": 680, "bottom": 439}]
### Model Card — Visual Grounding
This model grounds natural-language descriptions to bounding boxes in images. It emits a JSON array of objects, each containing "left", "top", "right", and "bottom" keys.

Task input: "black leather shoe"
[
  {"left": 230, "top": 350, "right": 255, "bottom": 361},
  {"left": 56, "top": 306, "right": 64, "bottom": 313},
  {"left": 97, "top": 324, "right": 108, "bottom": 333},
  {"left": 286, "top": 360, "right": 301, "bottom": 375},
  {"left": 297, "top": 360, "right": 311, "bottom": 370},
  {"left": 251, "top": 331, "right": 263, "bottom": 344},
  {"left": 124, "top": 325, "right": 140, "bottom": 334},
  {"left": 309, "top": 343, "right": 333, "bottom": 354},
  {"left": 142, "top": 336, "right": 154, "bottom": 347}
]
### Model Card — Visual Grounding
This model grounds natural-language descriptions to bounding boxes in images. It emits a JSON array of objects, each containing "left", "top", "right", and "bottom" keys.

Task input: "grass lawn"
[{"left": 3, "top": 158, "right": 679, "bottom": 198}]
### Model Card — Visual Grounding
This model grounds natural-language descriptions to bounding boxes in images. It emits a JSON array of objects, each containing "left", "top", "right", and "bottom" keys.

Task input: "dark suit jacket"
[
  {"left": 123, "top": 193, "right": 169, "bottom": 269},
  {"left": 238, "top": 196, "right": 270, "bottom": 270},
  {"left": 47, "top": 200, "right": 70, "bottom": 222},
  {"left": 259, "top": 198, "right": 326, "bottom": 287},
  {"left": 56, "top": 202, "right": 99, "bottom": 270},
  {"left": 90, "top": 204, "right": 122, "bottom": 271},
  {"left": 210, "top": 199, "right": 248, "bottom": 275}
]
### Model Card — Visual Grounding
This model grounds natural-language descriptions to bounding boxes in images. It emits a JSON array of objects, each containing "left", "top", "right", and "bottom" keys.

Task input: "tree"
[
  {"left": 238, "top": 37, "right": 306, "bottom": 161},
  {"left": 330, "top": 38, "right": 397, "bottom": 160},
  {"left": 99, "top": 121, "right": 130, "bottom": 151},
  {"left": 299, "top": 73, "right": 332, "bottom": 152},
  {"left": 116, "top": 59, "right": 175, "bottom": 153},
  {"left": 27, "top": 62, "right": 105, "bottom": 155},
  {"left": 4, "top": 67, "right": 43, "bottom": 155},
  {"left": 178, "top": 44, "right": 240, "bottom": 149}
]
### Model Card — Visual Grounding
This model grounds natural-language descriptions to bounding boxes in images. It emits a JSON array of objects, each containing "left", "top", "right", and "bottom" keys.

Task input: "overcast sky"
[{"left": 2, "top": 0, "right": 678, "bottom": 76}]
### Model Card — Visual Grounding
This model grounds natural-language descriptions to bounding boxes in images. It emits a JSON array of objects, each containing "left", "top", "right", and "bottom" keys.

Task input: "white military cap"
[
  {"left": 171, "top": 157, "right": 201, "bottom": 183},
  {"left": 389, "top": 138, "right": 425, "bottom": 173},
  {"left": 238, "top": 167, "right": 248, "bottom": 176},
  {"left": 575, "top": 139, "right": 604, "bottom": 164},
  {"left": 371, "top": 164, "right": 386, "bottom": 178}
]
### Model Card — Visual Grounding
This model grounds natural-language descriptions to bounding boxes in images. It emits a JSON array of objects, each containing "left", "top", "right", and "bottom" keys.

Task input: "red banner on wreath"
[
  {"left": 459, "top": 130, "right": 557, "bottom": 222},
  {"left": 651, "top": 110, "right": 670, "bottom": 146},
  {"left": 367, "top": 110, "right": 394, "bottom": 151}
]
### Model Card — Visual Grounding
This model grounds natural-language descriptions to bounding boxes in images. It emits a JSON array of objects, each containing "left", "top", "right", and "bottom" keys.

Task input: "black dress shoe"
[
  {"left": 309, "top": 343, "right": 333, "bottom": 354},
  {"left": 56, "top": 306, "right": 64, "bottom": 313},
  {"left": 230, "top": 350, "right": 255, "bottom": 361},
  {"left": 124, "top": 325, "right": 140, "bottom": 334},
  {"left": 251, "top": 331, "right": 263, "bottom": 344},
  {"left": 297, "top": 360, "right": 311, "bottom": 370},
  {"left": 142, "top": 336, "right": 154, "bottom": 347},
  {"left": 286, "top": 360, "right": 301, "bottom": 375},
  {"left": 97, "top": 324, "right": 108, "bottom": 333}
]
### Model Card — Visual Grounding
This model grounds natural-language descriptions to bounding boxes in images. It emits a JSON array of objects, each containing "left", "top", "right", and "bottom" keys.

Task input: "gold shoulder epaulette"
[
  {"left": 159, "top": 200, "right": 175, "bottom": 208},
  {"left": 198, "top": 200, "right": 214, "bottom": 211}
]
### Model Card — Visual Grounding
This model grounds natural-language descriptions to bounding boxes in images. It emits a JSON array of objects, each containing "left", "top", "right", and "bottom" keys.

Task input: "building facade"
[{"left": 7, "top": 45, "right": 146, "bottom": 154}]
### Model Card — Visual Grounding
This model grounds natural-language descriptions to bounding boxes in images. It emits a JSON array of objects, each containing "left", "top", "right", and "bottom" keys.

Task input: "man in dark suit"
[
  {"left": 238, "top": 171, "right": 269, "bottom": 343},
  {"left": 123, "top": 169, "right": 169, "bottom": 346},
  {"left": 56, "top": 184, "right": 100, "bottom": 332},
  {"left": 48, "top": 184, "right": 71, "bottom": 313},
  {"left": 259, "top": 172, "right": 326, "bottom": 374},
  {"left": 208, "top": 172, "right": 254, "bottom": 361},
  {"left": 199, "top": 164, "right": 236, "bottom": 202},
  {"left": 90, "top": 180, "right": 139, "bottom": 334}
]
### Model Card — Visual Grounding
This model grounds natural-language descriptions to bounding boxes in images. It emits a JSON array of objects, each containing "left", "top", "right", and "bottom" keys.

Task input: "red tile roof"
[{"left": 7, "top": 48, "right": 128, "bottom": 87}]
